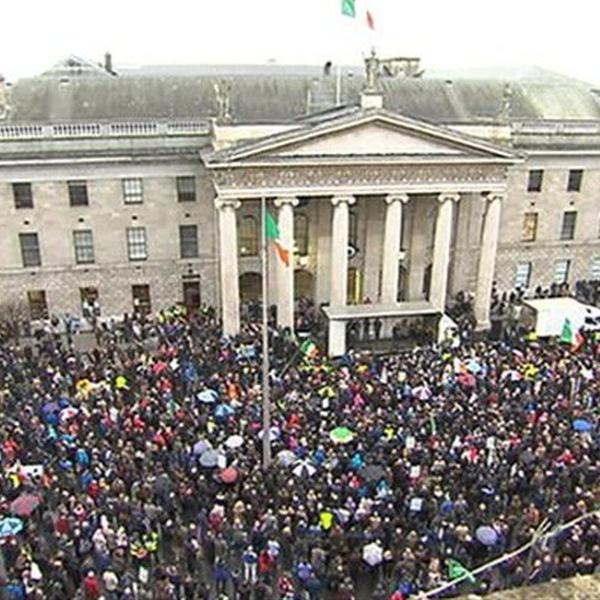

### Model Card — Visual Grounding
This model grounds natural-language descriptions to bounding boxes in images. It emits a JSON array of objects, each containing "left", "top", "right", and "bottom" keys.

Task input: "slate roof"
[{"left": 5, "top": 64, "right": 600, "bottom": 125}]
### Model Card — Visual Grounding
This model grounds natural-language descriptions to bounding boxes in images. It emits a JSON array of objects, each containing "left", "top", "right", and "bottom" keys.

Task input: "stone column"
[
  {"left": 274, "top": 196, "right": 299, "bottom": 331},
  {"left": 380, "top": 193, "right": 409, "bottom": 303},
  {"left": 329, "top": 195, "right": 356, "bottom": 306},
  {"left": 430, "top": 192, "right": 460, "bottom": 310},
  {"left": 216, "top": 199, "right": 241, "bottom": 336},
  {"left": 474, "top": 192, "right": 504, "bottom": 330}
]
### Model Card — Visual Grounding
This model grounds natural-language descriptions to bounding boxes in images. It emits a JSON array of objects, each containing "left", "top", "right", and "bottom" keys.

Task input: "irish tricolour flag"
[
  {"left": 341, "top": 0, "right": 375, "bottom": 30},
  {"left": 560, "top": 318, "right": 585, "bottom": 351},
  {"left": 265, "top": 210, "right": 290, "bottom": 267}
]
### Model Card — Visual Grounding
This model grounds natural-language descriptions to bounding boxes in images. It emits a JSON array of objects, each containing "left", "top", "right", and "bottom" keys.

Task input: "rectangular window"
[
  {"left": 527, "top": 169, "right": 543, "bottom": 193},
  {"left": 73, "top": 229, "right": 95, "bottom": 264},
  {"left": 554, "top": 259, "right": 571, "bottom": 284},
  {"left": 179, "top": 225, "right": 199, "bottom": 258},
  {"left": 19, "top": 233, "right": 41, "bottom": 267},
  {"left": 126, "top": 227, "right": 147, "bottom": 261},
  {"left": 522, "top": 212, "right": 538, "bottom": 242},
  {"left": 80, "top": 287, "right": 100, "bottom": 318},
  {"left": 567, "top": 169, "right": 583, "bottom": 192},
  {"left": 515, "top": 262, "right": 532, "bottom": 289},
  {"left": 176, "top": 176, "right": 196, "bottom": 202},
  {"left": 12, "top": 182, "right": 33, "bottom": 209},
  {"left": 560, "top": 211, "right": 577, "bottom": 240},
  {"left": 591, "top": 257, "right": 600, "bottom": 280},
  {"left": 132, "top": 284, "right": 151, "bottom": 315},
  {"left": 122, "top": 178, "right": 143, "bottom": 204},
  {"left": 68, "top": 180, "right": 89, "bottom": 206},
  {"left": 27, "top": 290, "right": 48, "bottom": 320}
]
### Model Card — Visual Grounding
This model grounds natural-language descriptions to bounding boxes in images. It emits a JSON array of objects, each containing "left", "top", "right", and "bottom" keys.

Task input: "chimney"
[{"left": 104, "top": 52, "right": 113, "bottom": 74}]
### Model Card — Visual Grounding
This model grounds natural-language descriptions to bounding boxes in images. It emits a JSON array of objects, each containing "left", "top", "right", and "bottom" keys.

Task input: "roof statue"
[
  {"left": 364, "top": 48, "right": 381, "bottom": 92},
  {"left": 0, "top": 75, "right": 8, "bottom": 121}
]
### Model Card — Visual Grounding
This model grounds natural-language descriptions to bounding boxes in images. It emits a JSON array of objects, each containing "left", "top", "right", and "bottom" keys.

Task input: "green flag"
[
  {"left": 560, "top": 318, "right": 574, "bottom": 344},
  {"left": 300, "top": 339, "right": 318, "bottom": 359},
  {"left": 341, "top": 0, "right": 356, "bottom": 18},
  {"left": 265, "top": 210, "right": 280, "bottom": 240},
  {"left": 448, "top": 559, "right": 476, "bottom": 584}
]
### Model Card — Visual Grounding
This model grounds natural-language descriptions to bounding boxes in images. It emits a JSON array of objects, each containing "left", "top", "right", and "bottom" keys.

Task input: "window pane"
[
  {"left": 591, "top": 257, "right": 600, "bottom": 280},
  {"left": 515, "top": 262, "right": 532, "bottom": 288},
  {"left": 68, "top": 181, "right": 89, "bottom": 206},
  {"left": 179, "top": 225, "right": 198, "bottom": 258},
  {"left": 12, "top": 183, "right": 33, "bottom": 209},
  {"left": 239, "top": 216, "right": 258, "bottom": 256},
  {"left": 27, "top": 290, "right": 48, "bottom": 320},
  {"left": 19, "top": 233, "right": 41, "bottom": 267},
  {"left": 567, "top": 169, "right": 583, "bottom": 192},
  {"left": 527, "top": 170, "right": 543, "bottom": 193},
  {"left": 554, "top": 259, "right": 571, "bottom": 284},
  {"left": 122, "top": 178, "right": 143, "bottom": 203},
  {"left": 73, "top": 230, "right": 95, "bottom": 264},
  {"left": 132, "top": 284, "right": 151, "bottom": 314},
  {"left": 560, "top": 211, "right": 577, "bottom": 240},
  {"left": 176, "top": 176, "right": 196, "bottom": 202},
  {"left": 127, "top": 227, "right": 147, "bottom": 261},
  {"left": 522, "top": 212, "right": 538, "bottom": 242}
]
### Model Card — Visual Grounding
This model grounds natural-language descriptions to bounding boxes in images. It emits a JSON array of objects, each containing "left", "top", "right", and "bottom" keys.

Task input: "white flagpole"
[{"left": 261, "top": 197, "right": 272, "bottom": 469}]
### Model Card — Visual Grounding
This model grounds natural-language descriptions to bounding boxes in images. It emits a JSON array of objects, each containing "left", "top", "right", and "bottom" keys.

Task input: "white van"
[{"left": 519, "top": 298, "right": 600, "bottom": 337}]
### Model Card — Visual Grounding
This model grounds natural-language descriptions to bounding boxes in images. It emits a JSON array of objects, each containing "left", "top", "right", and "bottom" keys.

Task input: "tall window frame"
[{"left": 126, "top": 227, "right": 148, "bottom": 262}]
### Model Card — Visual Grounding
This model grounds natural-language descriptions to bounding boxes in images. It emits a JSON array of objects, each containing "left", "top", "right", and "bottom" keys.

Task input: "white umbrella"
[
  {"left": 276, "top": 450, "right": 296, "bottom": 467},
  {"left": 362, "top": 542, "right": 383, "bottom": 567},
  {"left": 259, "top": 427, "right": 281, "bottom": 442},
  {"left": 59, "top": 407, "right": 79, "bottom": 422},
  {"left": 292, "top": 460, "right": 316, "bottom": 478},
  {"left": 225, "top": 435, "right": 244, "bottom": 449}
]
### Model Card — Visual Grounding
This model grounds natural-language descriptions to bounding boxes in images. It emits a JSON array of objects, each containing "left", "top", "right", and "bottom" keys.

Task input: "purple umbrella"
[{"left": 476, "top": 525, "right": 499, "bottom": 546}]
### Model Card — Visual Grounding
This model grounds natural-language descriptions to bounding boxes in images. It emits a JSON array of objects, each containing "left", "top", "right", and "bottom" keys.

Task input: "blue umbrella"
[
  {"left": 0, "top": 517, "right": 23, "bottom": 537},
  {"left": 197, "top": 390, "right": 218, "bottom": 404},
  {"left": 467, "top": 359, "right": 482, "bottom": 374},
  {"left": 573, "top": 419, "right": 594, "bottom": 433},
  {"left": 42, "top": 401, "right": 60, "bottom": 414},
  {"left": 215, "top": 404, "right": 235, "bottom": 419}
]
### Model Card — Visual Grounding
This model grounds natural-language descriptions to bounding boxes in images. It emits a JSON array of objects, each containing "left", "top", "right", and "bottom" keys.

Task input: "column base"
[
  {"left": 475, "top": 320, "right": 491, "bottom": 332},
  {"left": 328, "top": 320, "right": 347, "bottom": 357}
]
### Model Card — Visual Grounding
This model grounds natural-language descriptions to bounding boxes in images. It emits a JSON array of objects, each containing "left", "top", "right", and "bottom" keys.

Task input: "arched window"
[
  {"left": 239, "top": 215, "right": 258, "bottom": 256},
  {"left": 294, "top": 213, "right": 309, "bottom": 256},
  {"left": 349, "top": 211, "right": 358, "bottom": 249}
]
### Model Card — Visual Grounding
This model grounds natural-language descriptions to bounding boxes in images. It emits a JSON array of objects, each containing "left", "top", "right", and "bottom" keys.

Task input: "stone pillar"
[
  {"left": 216, "top": 199, "right": 241, "bottom": 336},
  {"left": 474, "top": 192, "right": 504, "bottom": 330},
  {"left": 329, "top": 195, "right": 356, "bottom": 306},
  {"left": 274, "top": 196, "right": 299, "bottom": 331},
  {"left": 430, "top": 192, "right": 459, "bottom": 311},
  {"left": 380, "top": 193, "right": 409, "bottom": 303}
]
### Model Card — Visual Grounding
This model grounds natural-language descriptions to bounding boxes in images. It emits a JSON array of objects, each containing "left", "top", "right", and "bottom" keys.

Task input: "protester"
[{"left": 0, "top": 301, "right": 597, "bottom": 600}]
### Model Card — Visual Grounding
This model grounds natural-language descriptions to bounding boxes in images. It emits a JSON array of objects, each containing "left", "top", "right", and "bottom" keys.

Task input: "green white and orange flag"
[
  {"left": 341, "top": 0, "right": 356, "bottom": 18},
  {"left": 265, "top": 210, "right": 290, "bottom": 267}
]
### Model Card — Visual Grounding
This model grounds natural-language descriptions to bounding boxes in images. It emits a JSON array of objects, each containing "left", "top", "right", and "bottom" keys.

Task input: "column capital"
[
  {"left": 273, "top": 196, "right": 299, "bottom": 208},
  {"left": 331, "top": 195, "right": 356, "bottom": 207},
  {"left": 215, "top": 198, "right": 241, "bottom": 211},
  {"left": 437, "top": 192, "right": 460, "bottom": 204},
  {"left": 385, "top": 193, "right": 410, "bottom": 205},
  {"left": 485, "top": 191, "right": 506, "bottom": 203}
]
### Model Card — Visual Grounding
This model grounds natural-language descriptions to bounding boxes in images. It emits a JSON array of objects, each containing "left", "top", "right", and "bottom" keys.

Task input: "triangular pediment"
[{"left": 204, "top": 109, "right": 520, "bottom": 166}]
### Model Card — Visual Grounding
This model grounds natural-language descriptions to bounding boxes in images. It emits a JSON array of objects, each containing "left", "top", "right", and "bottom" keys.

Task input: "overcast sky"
[{"left": 1, "top": 0, "right": 598, "bottom": 83}]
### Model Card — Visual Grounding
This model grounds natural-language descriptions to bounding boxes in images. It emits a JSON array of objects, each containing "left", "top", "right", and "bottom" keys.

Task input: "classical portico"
[{"left": 204, "top": 109, "right": 520, "bottom": 351}]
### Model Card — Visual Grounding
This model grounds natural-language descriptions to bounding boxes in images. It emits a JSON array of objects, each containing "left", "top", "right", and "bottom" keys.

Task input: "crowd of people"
[{"left": 0, "top": 301, "right": 597, "bottom": 599}]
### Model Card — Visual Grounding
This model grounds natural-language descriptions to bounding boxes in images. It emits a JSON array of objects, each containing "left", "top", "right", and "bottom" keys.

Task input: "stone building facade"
[{"left": 1, "top": 57, "right": 600, "bottom": 336}]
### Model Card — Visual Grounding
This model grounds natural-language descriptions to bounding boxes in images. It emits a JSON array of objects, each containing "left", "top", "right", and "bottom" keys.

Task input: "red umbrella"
[
  {"left": 10, "top": 494, "right": 42, "bottom": 517},
  {"left": 458, "top": 372, "right": 476, "bottom": 389},
  {"left": 219, "top": 467, "right": 238, "bottom": 484}
]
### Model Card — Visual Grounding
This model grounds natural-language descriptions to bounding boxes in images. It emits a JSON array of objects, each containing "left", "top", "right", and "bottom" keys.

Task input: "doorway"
[{"left": 183, "top": 279, "right": 201, "bottom": 310}]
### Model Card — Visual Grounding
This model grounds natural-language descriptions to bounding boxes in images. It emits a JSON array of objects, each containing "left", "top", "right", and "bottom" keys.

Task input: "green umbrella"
[{"left": 330, "top": 427, "right": 355, "bottom": 444}]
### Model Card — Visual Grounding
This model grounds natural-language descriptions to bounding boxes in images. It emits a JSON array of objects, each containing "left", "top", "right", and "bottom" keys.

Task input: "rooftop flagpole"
[{"left": 260, "top": 196, "right": 272, "bottom": 469}]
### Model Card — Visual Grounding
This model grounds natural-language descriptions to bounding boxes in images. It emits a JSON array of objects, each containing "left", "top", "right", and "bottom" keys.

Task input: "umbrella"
[
  {"left": 458, "top": 372, "right": 476, "bottom": 388},
  {"left": 225, "top": 435, "right": 244, "bottom": 449},
  {"left": 362, "top": 465, "right": 387, "bottom": 483},
  {"left": 59, "top": 407, "right": 79, "bottom": 422},
  {"left": 41, "top": 401, "right": 60, "bottom": 414},
  {"left": 220, "top": 467, "right": 239, "bottom": 484},
  {"left": 214, "top": 404, "right": 235, "bottom": 419},
  {"left": 10, "top": 494, "right": 41, "bottom": 517},
  {"left": 199, "top": 450, "right": 222, "bottom": 468},
  {"left": 197, "top": 389, "right": 218, "bottom": 404},
  {"left": 476, "top": 525, "right": 499, "bottom": 546},
  {"left": 466, "top": 359, "right": 482, "bottom": 374},
  {"left": 152, "top": 361, "right": 168, "bottom": 375},
  {"left": 292, "top": 460, "right": 316, "bottom": 478},
  {"left": 362, "top": 542, "right": 383, "bottom": 567},
  {"left": 193, "top": 440, "right": 212, "bottom": 455},
  {"left": 259, "top": 427, "right": 281, "bottom": 442},
  {"left": 573, "top": 419, "right": 594, "bottom": 433},
  {"left": 276, "top": 450, "right": 297, "bottom": 467},
  {"left": 330, "top": 427, "right": 354, "bottom": 444},
  {"left": 0, "top": 517, "right": 23, "bottom": 537}
]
